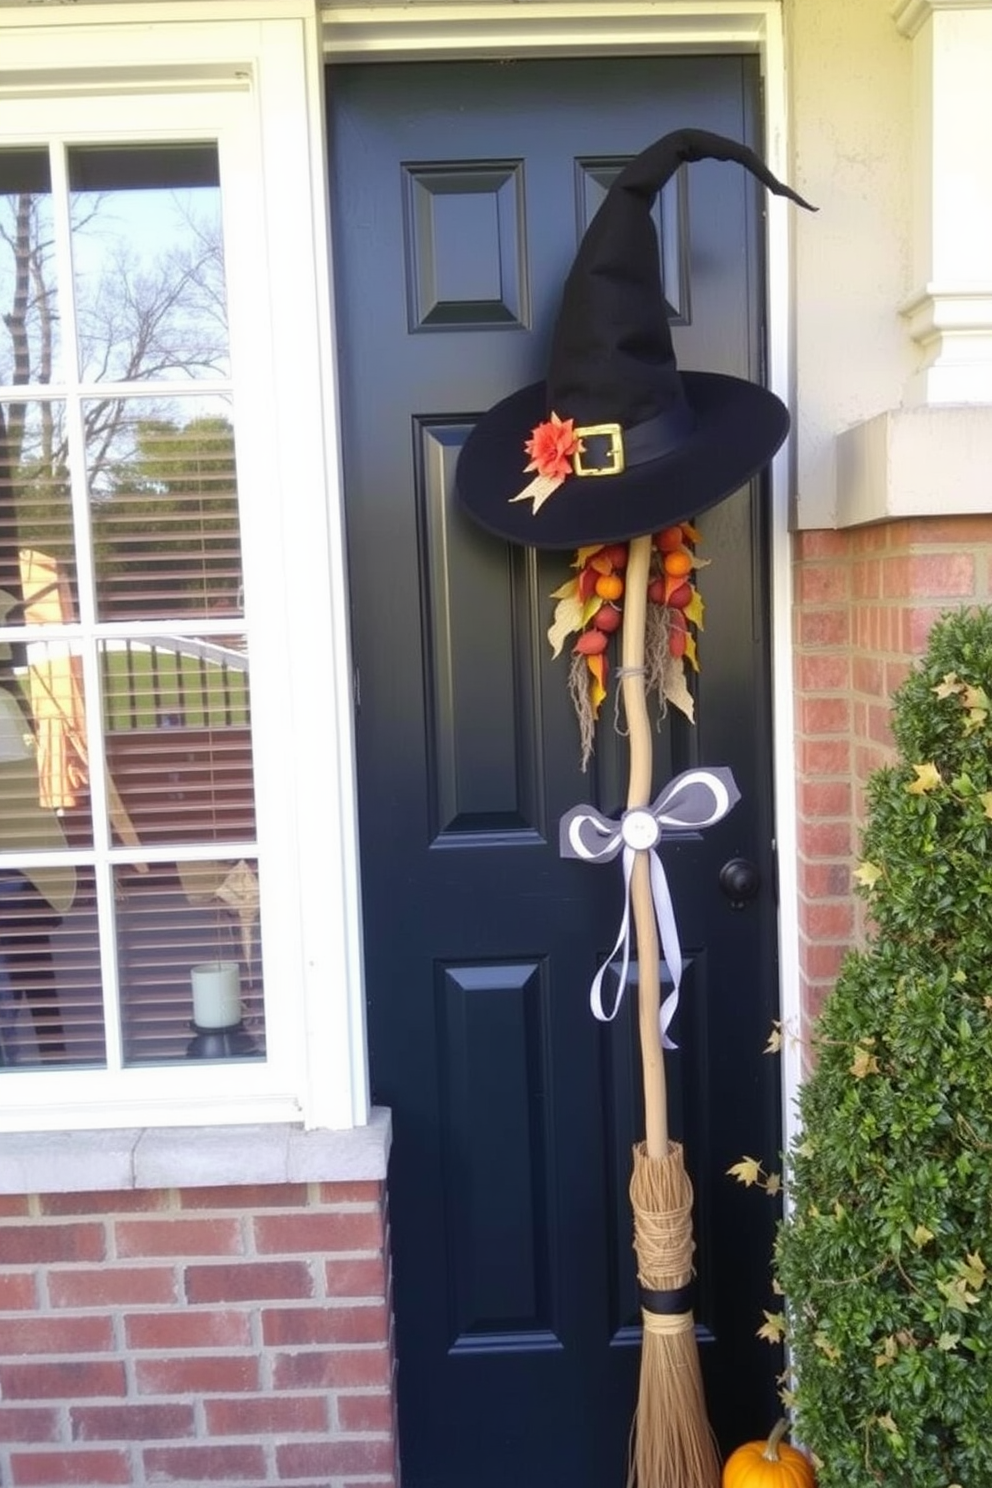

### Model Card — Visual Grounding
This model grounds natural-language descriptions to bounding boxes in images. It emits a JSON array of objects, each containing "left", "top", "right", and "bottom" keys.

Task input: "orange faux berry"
[
  {"left": 662, "top": 550, "right": 693, "bottom": 578},
  {"left": 595, "top": 574, "right": 624, "bottom": 601}
]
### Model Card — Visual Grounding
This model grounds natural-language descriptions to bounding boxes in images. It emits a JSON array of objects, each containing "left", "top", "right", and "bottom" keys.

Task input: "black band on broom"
[{"left": 455, "top": 128, "right": 814, "bottom": 1488}]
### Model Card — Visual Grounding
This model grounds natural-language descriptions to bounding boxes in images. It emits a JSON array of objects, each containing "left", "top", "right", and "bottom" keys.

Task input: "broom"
[{"left": 621, "top": 532, "right": 721, "bottom": 1488}]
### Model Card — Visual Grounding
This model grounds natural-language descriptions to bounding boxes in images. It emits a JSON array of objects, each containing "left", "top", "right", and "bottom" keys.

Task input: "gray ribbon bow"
[{"left": 559, "top": 767, "right": 740, "bottom": 1046}]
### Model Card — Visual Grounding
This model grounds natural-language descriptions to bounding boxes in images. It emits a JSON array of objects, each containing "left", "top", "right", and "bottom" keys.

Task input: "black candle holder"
[{"left": 185, "top": 1020, "right": 261, "bottom": 1060}]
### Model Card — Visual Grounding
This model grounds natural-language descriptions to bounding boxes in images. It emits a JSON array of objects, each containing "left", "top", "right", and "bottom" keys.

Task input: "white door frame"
[{"left": 320, "top": 0, "right": 803, "bottom": 1145}]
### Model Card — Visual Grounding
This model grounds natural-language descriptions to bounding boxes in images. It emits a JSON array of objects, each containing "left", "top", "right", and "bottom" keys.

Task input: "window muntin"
[{"left": 0, "top": 140, "right": 265, "bottom": 1073}]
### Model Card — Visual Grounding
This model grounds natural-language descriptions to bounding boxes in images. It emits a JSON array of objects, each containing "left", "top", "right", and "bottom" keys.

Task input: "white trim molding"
[
  {"left": 893, "top": 0, "right": 992, "bottom": 41},
  {"left": 321, "top": 1, "right": 783, "bottom": 60},
  {"left": 0, "top": 3, "right": 369, "bottom": 1135},
  {"left": 893, "top": 0, "right": 992, "bottom": 405},
  {"left": 837, "top": 404, "right": 992, "bottom": 527}
]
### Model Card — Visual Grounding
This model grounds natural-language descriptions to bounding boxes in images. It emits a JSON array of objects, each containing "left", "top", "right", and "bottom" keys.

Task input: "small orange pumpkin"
[{"left": 722, "top": 1419, "right": 815, "bottom": 1488}]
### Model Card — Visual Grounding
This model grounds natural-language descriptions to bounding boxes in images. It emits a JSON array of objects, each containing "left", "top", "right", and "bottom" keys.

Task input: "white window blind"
[{"left": 0, "top": 139, "right": 265, "bottom": 1071}]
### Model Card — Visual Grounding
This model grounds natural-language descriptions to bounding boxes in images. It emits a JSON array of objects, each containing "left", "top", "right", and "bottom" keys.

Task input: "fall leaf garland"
[{"left": 548, "top": 522, "right": 708, "bottom": 768}]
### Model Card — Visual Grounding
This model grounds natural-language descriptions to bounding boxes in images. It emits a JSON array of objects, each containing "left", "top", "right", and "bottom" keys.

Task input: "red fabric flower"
[{"left": 523, "top": 412, "right": 582, "bottom": 481}]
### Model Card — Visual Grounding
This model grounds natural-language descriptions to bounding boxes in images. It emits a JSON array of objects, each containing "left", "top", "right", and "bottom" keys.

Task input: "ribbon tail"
[
  {"left": 589, "top": 846, "right": 635, "bottom": 1023},
  {"left": 648, "top": 847, "right": 683, "bottom": 1050},
  {"left": 508, "top": 472, "right": 565, "bottom": 513}
]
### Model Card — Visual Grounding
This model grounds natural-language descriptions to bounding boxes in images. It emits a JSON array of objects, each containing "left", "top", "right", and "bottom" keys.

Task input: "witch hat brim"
[
  {"left": 455, "top": 128, "right": 813, "bottom": 549},
  {"left": 456, "top": 370, "right": 789, "bottom": 549}
]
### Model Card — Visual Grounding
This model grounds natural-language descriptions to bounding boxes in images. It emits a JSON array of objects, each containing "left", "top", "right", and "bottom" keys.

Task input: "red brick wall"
[
  {"left": 0, "top": 1181, "right": 398, "bottom": 1488},
  {"left": 793, "top": 515, "right": 992, "bottom": 1035}
]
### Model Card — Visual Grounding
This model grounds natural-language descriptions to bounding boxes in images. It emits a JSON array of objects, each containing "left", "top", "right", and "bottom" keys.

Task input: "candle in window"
[{"left": 191, "top": 961, "right": 242, "bottom": 1029}]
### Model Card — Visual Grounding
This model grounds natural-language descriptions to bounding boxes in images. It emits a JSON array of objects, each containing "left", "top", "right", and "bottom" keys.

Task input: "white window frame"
[{"left": 0, "top": 6, "right": 367, "bottom": 1134}]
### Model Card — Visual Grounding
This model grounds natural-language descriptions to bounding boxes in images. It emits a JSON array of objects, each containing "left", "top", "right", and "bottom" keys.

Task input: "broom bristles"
[{"left": 626, "top": 1142, "right": 721, "bottom": 1488}]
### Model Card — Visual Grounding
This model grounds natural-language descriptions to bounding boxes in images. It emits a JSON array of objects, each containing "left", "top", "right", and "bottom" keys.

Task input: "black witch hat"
[{"left": 455, "top": 128, "right": 814, "bottom": 549}]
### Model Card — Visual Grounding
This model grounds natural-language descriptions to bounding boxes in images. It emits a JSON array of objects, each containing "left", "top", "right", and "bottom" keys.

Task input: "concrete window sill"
[{"left": 0, "top": 1106, "right": 392, "bottom": 1195}]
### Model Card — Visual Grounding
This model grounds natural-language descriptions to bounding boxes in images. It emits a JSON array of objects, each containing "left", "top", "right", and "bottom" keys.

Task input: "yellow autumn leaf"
[
  {"left": 765, "top": 1171, "right": 782, "bottom": 1198},
  {"left": 684, "top": 587, "right": 705, "bottom": 630},
  {"left": 932, "top": 671, "right": 961, "bottom": 700},
  {"left": 938, "top": 1275, "right": 979, "bottom": 1311},
  {"left": 854, "top": 861, "right": 883, "bottom": 890},
  {"left": 573, "top": 544, "right": 605, "bottom": 569},
  {"left": 680, "top": 521, "right": 702, "bottom": 544},
  {"left": 757, "top": 1311, "right": 787, "bottom": 1344},
  {"left": 581, "top": 594, "right": 604, "bottom": 627},
  {"left": 662, "top": 653, "right": 695, "bottom": 723},
  {"left": 683, "top": 631, "right": 699, "bottom": 672},
  {"left": 874, "top": 1334, "right": 898, "bottom": 1367},
  {"left": 851, "top": 1045, "right": 880, "bottom": 1078},
  {"left": 586, "top": 654, "right": 607, "bottom": 718},
  {"left": 764, "top": 1021, "right": 783, "bottom": 1054},
  {"left": 961, "top": 684, "right": 990, "bottom": 713},
  {"left": 547, "top": 594, "right": 585, "bottom": 659},
  {"left": 877, "top": 1413, "right": 899, "bottom": 1435},
  {"left": 961, "top": 1251, "right": 986, "bottom": 1289},
  {"left": 906, "top": 762, "right": 941, "bottom": 794},
  {"left": 813, "top": 1331, "right": 840, "bottom": 1362},
  {"left": 937, "top": 1331, "right": 961, "bottom": 1351},
  {"left": 550, "top": 577, "right": 580, "bottom": 601},
  {"left": 727, "top": 1156, "right": 763, "bottom": 1187},
  {"left": 979, "top": 792, "right": 992, "bottom": 820},
  {"left": 913, "top": 1224, "right": 935, "bottom": 1247}
]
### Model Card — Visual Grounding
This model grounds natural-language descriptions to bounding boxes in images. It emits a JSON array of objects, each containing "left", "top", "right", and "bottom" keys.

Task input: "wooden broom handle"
[{"left": 621, "top": 534, "right": 668, "bottom": 1160}]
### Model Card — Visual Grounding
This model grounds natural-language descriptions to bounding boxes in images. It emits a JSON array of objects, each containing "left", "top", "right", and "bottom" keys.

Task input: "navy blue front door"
[{"left": 330, "top": 55, "right": 782, "bottom": 1488}]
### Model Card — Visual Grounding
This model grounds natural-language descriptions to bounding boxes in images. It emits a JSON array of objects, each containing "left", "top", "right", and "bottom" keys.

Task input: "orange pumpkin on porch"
[{"left": 722, "top": 1419, "right": 815, "bottom": 1488}]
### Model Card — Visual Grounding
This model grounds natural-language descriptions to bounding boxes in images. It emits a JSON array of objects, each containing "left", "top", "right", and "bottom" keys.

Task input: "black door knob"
[{"left": 719, "top": 857, "right": 760, "bottom": 909}]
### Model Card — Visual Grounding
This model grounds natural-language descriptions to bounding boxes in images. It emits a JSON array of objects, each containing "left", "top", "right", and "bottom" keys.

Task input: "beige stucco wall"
[{"left": 788, "top": 0, "right": 918, "bottom": 529}]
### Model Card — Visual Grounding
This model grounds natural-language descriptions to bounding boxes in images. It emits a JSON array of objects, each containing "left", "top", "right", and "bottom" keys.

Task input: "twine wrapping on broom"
[{"left": 627, "top": 1139, "right": 721, "bottom": 1488}]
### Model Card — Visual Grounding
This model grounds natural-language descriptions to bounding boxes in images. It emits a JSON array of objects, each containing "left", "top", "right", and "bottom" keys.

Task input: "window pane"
[
  {"left": 0, "top": 865, "right": 104, "bottom": 1069},
  {"left": 1, "top": 400, "right": 76, "bottom": 620},
  {"left": 2, "top": 134, "right": 266, "bottom": 1083},
  {"left": 117, "top": 857, "right": 265, "bottom": 1065},
  {"left": 0, "top": 151, "right": 63, "bottom": 387},
  {"left": 89, "top": 395, "right": 242, "bottom": 622},
  {"left": 69, "top": 143, "right": 229, "bottom": 384},
  {"left": 101, "top": 633, "right": 254, "bottom": 848}
]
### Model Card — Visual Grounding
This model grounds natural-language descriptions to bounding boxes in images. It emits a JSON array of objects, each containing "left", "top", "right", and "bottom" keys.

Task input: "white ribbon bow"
[{"left": 559, "top": 767, "right": 740, "bottom": 1047}]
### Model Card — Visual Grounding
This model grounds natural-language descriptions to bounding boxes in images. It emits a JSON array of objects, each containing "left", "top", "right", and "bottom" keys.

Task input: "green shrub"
[{"left": 775, "top": 607, "right": 992, "bottom": 1487}]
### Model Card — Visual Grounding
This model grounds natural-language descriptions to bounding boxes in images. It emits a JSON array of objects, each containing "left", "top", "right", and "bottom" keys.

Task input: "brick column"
[
  {"left": 793, "top": 516, "right": 992, "bottom": 1038},
  {"left": 0, "top": 1180, "right": 398, "bottom": 1488}
]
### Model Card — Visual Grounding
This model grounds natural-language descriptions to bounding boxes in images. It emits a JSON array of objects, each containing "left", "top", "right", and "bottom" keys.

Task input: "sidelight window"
[
  {"left": 1, "top": 142, "right": 265, "bottom": 1074},
  {"left": 0, "top": 24, "right": 367, "bottom": 1134}
]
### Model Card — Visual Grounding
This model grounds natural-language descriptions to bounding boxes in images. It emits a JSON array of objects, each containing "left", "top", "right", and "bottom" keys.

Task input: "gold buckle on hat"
[{"left": 572, "top": 424, "right": 625, "bottom": 477}]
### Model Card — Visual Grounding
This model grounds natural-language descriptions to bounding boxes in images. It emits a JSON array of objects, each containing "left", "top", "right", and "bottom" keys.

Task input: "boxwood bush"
[{"left": 775, "top": 607, "right": 992, "bottom": 1487}]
